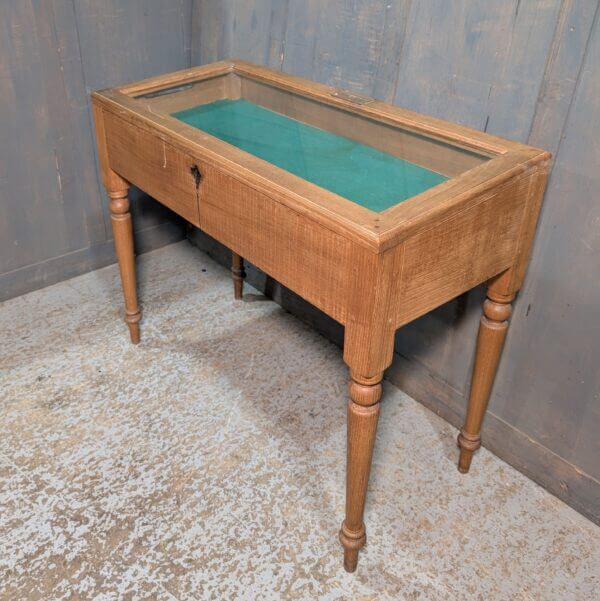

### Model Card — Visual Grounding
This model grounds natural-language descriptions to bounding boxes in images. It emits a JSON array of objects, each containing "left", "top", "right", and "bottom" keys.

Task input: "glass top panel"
[{"left": 172, "top": 99, "right": 448, "bottom": 212}]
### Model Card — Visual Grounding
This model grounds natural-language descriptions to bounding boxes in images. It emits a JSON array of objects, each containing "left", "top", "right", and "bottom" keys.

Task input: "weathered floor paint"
[{"left": 0, "top": 241, "right": 598, "bottom": 600}]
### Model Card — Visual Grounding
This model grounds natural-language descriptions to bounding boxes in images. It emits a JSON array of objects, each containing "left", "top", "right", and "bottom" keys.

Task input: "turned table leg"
[
  {"left": 231, "top": 251, "right": 245, "bottom": 300},
  {"left": 458, "top": 289, "right": 514, "bottom": 472},
  {"left": 339, "top": 371, "right": 383, "bottom": 572},
  {"left": 108, "top": 187, "right": 141, "bottom": 344}
]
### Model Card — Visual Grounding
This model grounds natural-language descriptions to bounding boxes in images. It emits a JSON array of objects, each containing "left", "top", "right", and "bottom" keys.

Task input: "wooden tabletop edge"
[
  {"left": 112, "top": 61, "right": 236, "bottom": 96},
  {"left": 374, "top": 149, "right": 551, "bottom": 250},
  {"left": 228, "top": 60, "right": 530, "bottom": 157}
]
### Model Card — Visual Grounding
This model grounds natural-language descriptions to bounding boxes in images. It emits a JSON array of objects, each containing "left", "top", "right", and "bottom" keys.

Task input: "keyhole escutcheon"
[{"left": 190, "top": 164, "right": 202, "bottom": 189}]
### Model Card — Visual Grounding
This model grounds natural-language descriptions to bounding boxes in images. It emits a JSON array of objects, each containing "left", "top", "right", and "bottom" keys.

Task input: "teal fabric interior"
[{"left": 172, "top": 99, "right": 448, "bottom": 212}]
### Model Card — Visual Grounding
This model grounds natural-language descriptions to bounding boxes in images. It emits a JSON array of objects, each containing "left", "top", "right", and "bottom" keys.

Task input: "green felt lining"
[{"left": 172, "top": 99, "right": 448, "bottom": 212}]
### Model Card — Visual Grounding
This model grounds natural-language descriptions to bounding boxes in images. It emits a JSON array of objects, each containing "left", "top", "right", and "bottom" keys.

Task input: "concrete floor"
[{"left": 1, "top": 240, "right": 598, "bottom": 601}]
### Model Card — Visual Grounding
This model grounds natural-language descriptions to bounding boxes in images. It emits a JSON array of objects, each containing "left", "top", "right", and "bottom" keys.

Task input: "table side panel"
[
  {"left": 103, "top": 110, "right": 369, "bottom": 325},
  {"left": 104, "top": 113, "right": 201, "bottom": 227},
  {"left": 198, "top": 167, "right": 368, "bottom": 325},
  {"left": 395, "top": 171, "right": 533, "bottom": 328}
]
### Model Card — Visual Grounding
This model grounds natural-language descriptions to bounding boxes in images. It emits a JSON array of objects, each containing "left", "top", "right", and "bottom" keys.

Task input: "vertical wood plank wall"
[
  {"left": 190, "top": 0, "right": 600, "bottom": 523},
  {"left": 0, "top": 0, "right": 192, "bottom": 300},
  {"left": 1, "top": 1, "right": 598, "bottom": 523}
]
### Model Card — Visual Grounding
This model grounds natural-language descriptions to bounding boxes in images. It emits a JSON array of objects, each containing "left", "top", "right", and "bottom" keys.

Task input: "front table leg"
[
  {"left": 108, "top": 186, "right": 141, "bottom": 344},
  {"left": 458, "top": 288, "right": 514, "bottom": 472},
  {"left": 339, "top": 371, "right": 382, "bottom": 572}
]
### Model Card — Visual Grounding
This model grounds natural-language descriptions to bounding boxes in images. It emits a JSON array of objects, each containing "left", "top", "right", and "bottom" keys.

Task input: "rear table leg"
[
  {"left": 231, "top": 251, "right": 245, "bottom": 300},
  {"left": 458, "top": 288, "right": 514, "bottom": 472}
]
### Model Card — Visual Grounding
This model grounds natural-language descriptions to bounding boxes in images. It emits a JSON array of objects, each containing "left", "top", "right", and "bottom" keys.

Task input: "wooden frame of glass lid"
[{"left": 92, "top": 59, "right": 549, "bottom": 254}]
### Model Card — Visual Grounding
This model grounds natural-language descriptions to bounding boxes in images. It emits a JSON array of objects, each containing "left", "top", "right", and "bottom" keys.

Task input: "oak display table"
[{"left": 91, "top": 60, "right": 549, "bottom": 572}]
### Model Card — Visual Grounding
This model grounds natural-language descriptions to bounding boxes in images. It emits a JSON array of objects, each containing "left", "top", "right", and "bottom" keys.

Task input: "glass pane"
[{"left": 172, "top": 99, "right": 448, "bottom": 212}]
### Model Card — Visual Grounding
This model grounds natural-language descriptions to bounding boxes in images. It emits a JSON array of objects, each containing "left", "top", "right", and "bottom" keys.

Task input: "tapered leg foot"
[
  {"left": 343, "top": 548, "right": 359, "bottom": 573},
  {"left": 231, "top": 251, "right": 245, "bottom": 300},
  {"left": 109, "top": 188, "right": 141, "bottom": 344},
  {"left": 339, "top": 371, "right": 382, "bottom": 572},
  {"left": 457, "top": 430, "right": 480, "bottom": 473},
  {"left": 339, "top": 521, "right": 365, "bottom": 572},
  {"left": 126, "top": 314, "right": 141, "bottom": 345},
  {"left": 458, "top": 291, "right": 513, "bottom": 473}
]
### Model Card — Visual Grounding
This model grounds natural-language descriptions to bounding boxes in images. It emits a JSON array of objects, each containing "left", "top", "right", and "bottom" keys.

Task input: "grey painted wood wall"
[
  {"left": 0, "top": 1, "right": 193, "bottom": 301},
  {"left": 191, "top": 0, "right": 600, "bottom": 523},
  {"left": 1, "top": 2, "right": 598, "bottom": 522}
]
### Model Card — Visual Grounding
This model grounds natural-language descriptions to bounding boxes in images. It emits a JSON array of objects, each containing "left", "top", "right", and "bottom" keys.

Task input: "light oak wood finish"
[
  {"left": 108, "top": 186, "right": 141, "bottom": 345},
  {"left": 231, "top": 251, "right": 245, "bottom": 300},
  {"left": 91, "top": 60, "right": 551, "bottom": 571},
  {"left": 103, "top": 112, "right": 201, "bottom": 227},
  {"left": 339, "top": 371, "right": 383, "bottom": 572},
  {"left": 456, "top": 165, "right": 550, "bottom": 473},
  {"left": 458, "top": 288, "right": 514, "bottom": 473},
  {"left": 92, "top": 104, "right": 141, "bottom": 344}
]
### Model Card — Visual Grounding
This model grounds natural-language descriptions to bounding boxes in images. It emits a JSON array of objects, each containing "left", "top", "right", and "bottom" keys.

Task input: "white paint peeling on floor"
[{"left": 0, "top": 241, "right": 598, "bottom": 600}]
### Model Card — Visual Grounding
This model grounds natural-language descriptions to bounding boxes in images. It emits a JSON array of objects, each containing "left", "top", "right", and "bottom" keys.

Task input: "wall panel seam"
[{"left": 528, "top": 0, "right": 600, "bottom": 154}]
